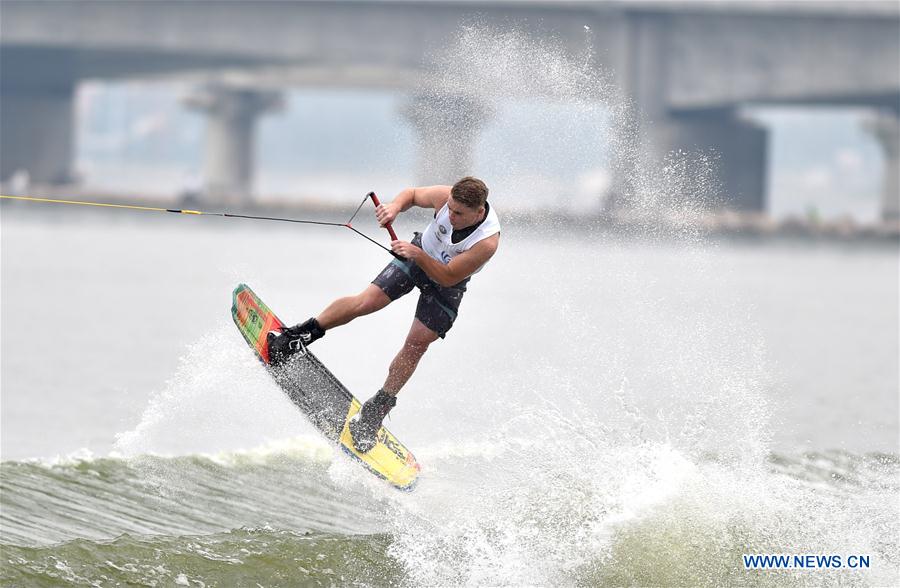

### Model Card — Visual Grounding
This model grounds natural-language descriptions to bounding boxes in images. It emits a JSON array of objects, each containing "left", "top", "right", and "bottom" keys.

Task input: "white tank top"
[{"left": 421, "top": 202, "right": 500, "bottom": 272}]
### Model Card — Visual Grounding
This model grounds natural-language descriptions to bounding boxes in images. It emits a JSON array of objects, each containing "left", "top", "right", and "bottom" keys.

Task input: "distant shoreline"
[{"left": 3, "top": 186, "right": 898, "bottom": 243}]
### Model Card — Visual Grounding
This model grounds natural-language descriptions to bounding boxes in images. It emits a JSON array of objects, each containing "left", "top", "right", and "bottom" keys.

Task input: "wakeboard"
[{"left": 231, "top": 283, "right": 420, "bottom": 491}]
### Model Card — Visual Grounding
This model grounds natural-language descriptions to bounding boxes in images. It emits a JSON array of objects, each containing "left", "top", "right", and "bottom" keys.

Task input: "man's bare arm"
[
  {"left": 390, "top": 233, "right": 500, "bottom": 287},
  {"left": 411, "top": 185, "right": 452, "bottom": 211},
  {"left": 376, "top": 185, "right": 451, "bottom": 227}
]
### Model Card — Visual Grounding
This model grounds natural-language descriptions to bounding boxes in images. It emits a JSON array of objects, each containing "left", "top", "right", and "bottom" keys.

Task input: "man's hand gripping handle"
[
  {"left": 368, "top": 192, "right": 399, "bottom": 241},
  {"left": 368, "top": 191, "right": 405, "bottom": 260}
]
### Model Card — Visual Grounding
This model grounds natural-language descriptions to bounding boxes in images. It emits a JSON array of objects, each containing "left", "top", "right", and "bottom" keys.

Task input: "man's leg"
[
  {"left": 316, "top": 284, "right": 391, "bottom": 330},
  {"left": 382, "top": 318, "right": 440, "bottom": 395},
  {"left": 350, "top": 318, "right": 439, "bottom": 452},
  {"left": 269, "top": 284, "right": 391, "bottom": 364}
]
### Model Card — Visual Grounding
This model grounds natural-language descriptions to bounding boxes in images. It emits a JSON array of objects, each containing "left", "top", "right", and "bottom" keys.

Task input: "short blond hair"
[{"left": 451, "top": 176, "right": 489, "bottom": 209}]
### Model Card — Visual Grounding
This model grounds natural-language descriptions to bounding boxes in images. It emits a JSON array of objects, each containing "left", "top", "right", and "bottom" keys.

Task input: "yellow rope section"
[{"left": 0, "top": 194, "right": 203, "bottom": 215}]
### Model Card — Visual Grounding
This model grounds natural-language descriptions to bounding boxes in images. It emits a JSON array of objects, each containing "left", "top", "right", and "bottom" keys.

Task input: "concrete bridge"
[{"left": 2, "top": 0, "right": 898, "bottom": 218}]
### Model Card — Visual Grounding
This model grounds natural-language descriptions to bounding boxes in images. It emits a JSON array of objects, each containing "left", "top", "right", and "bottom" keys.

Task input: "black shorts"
[{"left": 372, "top": 233, "right": 467, "bottom": 338}]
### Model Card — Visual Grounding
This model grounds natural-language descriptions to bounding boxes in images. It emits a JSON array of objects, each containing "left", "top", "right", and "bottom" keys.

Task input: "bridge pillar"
[
  {"left": 0, "top": 84, "right": 75, "bottom": 185},
  {"left": 618, "top": 13, "right": 768, "bottom": 213},
  {"left": 864, "top": 110, "right": 900, "bottom": 222},
  {"left": 401, "top": 92, "right": 492, "bottom": 184},
  {"left": 611, "top": 108, "right": 768, "bottom": 213},
  {"left": 184, "top": 85, "right": 283, "bottom": 205},
  {"left": 666, "top": 110, "right": 768, "bottom": 211}
]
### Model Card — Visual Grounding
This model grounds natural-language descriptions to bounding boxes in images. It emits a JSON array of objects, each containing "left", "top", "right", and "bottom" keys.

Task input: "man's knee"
[
  {"left": 358, "top": 285, "right": 390, "bottom": 314},
  {"left": 403, "top": 323, "right": 439, "bottom": 354}
]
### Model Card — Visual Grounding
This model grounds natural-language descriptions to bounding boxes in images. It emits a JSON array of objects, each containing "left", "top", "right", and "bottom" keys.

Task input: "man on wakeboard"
[{"left": 267, "top": 176, "right": 500, "bottom": 453}]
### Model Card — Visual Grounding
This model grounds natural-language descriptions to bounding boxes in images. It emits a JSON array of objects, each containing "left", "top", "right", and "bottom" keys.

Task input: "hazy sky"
[{"left": 75, "top": 81, "right": 886, "bottom": 221}]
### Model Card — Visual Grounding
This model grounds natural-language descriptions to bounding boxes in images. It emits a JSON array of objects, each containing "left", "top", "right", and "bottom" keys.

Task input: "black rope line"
[
  {"left": 345, "top": 225, "right": 403, "bottom": 259},
  {"left": 1, "top": 193, "right": 401, "bottom": 258},
  {"left": 221, "top": 212, "right": 347, "bottom": 228},
  {"left": 223, "top": 208, "right": 402, "bottom": 259},
  {"left": 346, "top": 194, "right": 371, "bottom": 226}
]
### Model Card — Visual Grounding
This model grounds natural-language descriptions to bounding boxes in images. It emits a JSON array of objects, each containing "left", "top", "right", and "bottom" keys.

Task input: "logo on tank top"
[
  {"left": 441, "top": 251, "right": 452, "bottom": 263},
  {"left": 438, "top": 224, "right": 448, "bottom": 235}
]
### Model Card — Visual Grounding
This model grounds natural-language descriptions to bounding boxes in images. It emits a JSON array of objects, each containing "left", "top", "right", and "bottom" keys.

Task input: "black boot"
[
  {"left": 267, "top": 317, "right": 325, "bottom": 365},
  {"left": 349, "top": 389, "right": 396, "bottom": 453}
]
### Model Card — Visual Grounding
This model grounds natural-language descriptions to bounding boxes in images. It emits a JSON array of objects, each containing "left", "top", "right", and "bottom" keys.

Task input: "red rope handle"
[{"left": 367, "top": 192, "right": 399, "bottom": 241}]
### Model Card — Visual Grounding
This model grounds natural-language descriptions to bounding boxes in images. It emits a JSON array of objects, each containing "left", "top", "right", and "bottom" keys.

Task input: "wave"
[
  {"left": 3, "top": 439, "right": 898, "bottom": 586},
  {"left": 1, "top": 528, "right": 401, "bottom": 587},
  {"left": 0, "top": 437, "right": 383, "bottom": 548},
  {"left": 383, "top": 442, "right": 899, "bottom": 586}
]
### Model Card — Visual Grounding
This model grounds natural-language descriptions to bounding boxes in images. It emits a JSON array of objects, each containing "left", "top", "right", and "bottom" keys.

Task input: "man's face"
[{"left": 447, "top": 198, "right": 485, "bottom": 230}]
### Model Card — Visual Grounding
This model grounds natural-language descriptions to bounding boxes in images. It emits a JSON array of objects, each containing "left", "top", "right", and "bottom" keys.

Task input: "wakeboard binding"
[
  {"left": 350, "top": 389, "right": 397, "bottom": 453},
  {"left": 267, "top": 317, "right": 326, "bottom": 365}
]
